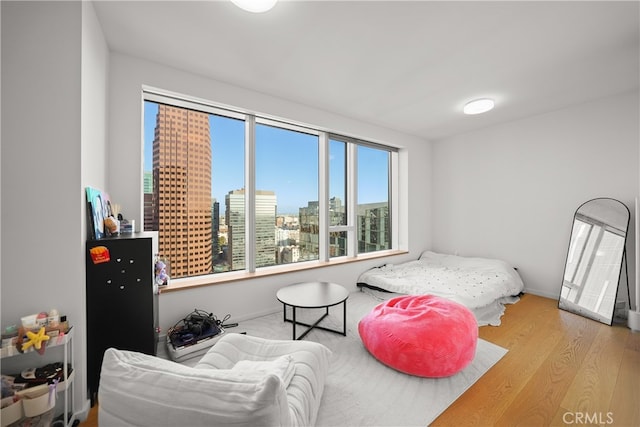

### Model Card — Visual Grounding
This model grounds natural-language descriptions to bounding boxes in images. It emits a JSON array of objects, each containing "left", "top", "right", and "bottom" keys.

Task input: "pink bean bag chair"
[{"left": 358, "top": 294, "right": 478, "bottom": 377}]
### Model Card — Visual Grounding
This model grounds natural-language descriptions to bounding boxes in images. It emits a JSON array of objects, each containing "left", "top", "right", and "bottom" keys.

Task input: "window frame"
[{"left": 143, "top": 87, "right": 399, "bottom": 285}]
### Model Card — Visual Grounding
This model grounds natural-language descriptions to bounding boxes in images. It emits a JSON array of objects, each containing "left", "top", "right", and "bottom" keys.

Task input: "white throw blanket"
[{"left": 358, "top": 251, "right": 525, "bottom": 325}]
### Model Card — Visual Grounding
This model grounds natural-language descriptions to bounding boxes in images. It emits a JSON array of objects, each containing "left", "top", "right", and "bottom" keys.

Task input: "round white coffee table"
[{"left": 276, "top": 281, "right": 349, "bottom": 340}]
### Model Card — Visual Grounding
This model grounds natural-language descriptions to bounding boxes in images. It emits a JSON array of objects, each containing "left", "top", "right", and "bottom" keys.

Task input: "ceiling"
[{"left": 93, "top": 0, "right": 639, "bottom": 141}]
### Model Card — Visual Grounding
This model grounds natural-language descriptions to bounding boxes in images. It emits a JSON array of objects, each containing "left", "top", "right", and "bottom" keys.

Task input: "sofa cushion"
[
  {"left": 98, "top": 347, "right": 291, "bottom": 427},
  {"left": 232, "top": 355, "right": 295, "bottom": 388},
  {"left": 196, "top": 333, "right": 332, "bottom": 427}
]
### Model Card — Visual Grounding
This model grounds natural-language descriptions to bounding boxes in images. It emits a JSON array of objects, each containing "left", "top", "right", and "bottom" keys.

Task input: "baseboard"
[
  {"left": 73, "top": 399, "right": 92, "bottom": 424},
  {"left": 628, "top": 310, "right": 640, "bottom": 331},
  {"left": 233, "top": 306, "right": 282, "bottom": 322},
  {"left": 522, "top": 287, "right": 559, "bottom": 300}
]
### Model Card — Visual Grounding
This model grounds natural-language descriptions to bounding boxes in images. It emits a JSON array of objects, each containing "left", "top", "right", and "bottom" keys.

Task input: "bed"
[{"left": 357, "top": 251, "right": 525, "bottom": 326}]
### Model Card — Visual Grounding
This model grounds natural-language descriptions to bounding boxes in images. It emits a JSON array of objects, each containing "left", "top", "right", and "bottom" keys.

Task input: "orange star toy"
[{"left": 22, "top": 327, "right": 50, "bottom": 354}]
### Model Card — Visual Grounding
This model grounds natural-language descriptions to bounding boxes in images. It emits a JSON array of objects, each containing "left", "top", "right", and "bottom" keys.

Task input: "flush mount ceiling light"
[
  {"left": 231, "top": 0, "right": 278, "bottom": 13},
  {"left": 463, "top": 98, "right": 495, "bottom": 115}
]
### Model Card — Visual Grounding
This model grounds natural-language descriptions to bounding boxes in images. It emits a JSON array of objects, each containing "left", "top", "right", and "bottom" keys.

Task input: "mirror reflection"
[{"left": 559, "top": 198, "right": 629, "bottom": 325}]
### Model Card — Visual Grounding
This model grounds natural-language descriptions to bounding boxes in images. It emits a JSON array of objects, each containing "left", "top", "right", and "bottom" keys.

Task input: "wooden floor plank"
[
  {"left": 608, "top": 342, "right": 640, "bottom": 426},
  {"left": 493, "top": 311, "right": 599, "bottom": 426},
  {"left": 476, "top": 294, "right": 545, "bottom": 345},
  {"left": 625, "top": 328, "right": 640, "bottom": 351},
  {"left": 558, "top": 325, "right": 627, "bottom": 415}
]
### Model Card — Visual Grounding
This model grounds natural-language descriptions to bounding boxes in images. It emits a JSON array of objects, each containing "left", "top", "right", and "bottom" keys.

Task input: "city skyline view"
[
  {"left": 144, "top": 101, "right": 389, "bottom": 214},
  {"left": 144, "top": 100, "right": 391, "bottom": 279}
]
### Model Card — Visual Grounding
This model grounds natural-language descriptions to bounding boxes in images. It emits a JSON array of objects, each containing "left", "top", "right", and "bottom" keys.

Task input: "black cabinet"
[{"left": 86, "top": 232, "right": 159, "bottom": 404}]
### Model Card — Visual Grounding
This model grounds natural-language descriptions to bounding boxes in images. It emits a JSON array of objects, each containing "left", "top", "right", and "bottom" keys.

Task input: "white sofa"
[{"left": 98, "top": 333, "right": 332, "bottom": 427}]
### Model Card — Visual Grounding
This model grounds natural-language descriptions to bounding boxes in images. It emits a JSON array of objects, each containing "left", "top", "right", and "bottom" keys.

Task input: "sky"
[{"left": 144, "top": 102, "right": 388, "bottom": 214}]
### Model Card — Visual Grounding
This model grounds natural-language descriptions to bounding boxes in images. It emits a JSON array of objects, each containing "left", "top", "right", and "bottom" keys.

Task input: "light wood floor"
[
  {"left": 432, "top": 294, "right": 639, "bottom": 427},
  {"left": 80, "top": 294, "right": 639, "bottom": 427}
]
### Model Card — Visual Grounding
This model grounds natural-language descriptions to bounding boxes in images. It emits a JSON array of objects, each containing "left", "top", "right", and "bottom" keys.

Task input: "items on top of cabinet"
[
  {"left": 86, "top": 186, "right": 114, "bottom": 240},
  {"left": 86, "top": 186, "right": 133, "bottom": 239},
  {"left": 120, "top": 219, "right": 135, "bottom": 234}
]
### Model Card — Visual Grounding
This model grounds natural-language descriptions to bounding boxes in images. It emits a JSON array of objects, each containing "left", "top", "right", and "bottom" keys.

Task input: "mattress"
[{"left": 357, "top": 251, "right": 525, "bottom": 326}]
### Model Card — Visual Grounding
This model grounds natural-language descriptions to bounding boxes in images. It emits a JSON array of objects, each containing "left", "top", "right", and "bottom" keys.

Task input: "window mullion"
[
  {"left": 391, "top": 151, "right": 399, "bottom": 250},
  {"left": 319, "top": 133, "right": 329, "bottom": 262},
  {"left": 245, "top": 115, "right": 256, "bottom": 273},
  {"left": 347, "top": 142, "right": 358, "bottom": 257}
]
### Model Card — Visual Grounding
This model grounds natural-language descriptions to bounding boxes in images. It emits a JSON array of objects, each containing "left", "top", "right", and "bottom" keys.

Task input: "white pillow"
[
  {"left": 232, "top": 355, "right": 295, "bottom": 388},
  {"left": 98, "top": 348, "right": 291, "bottom": 427}
]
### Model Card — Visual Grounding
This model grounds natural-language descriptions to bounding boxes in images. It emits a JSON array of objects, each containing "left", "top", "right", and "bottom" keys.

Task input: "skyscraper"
[
  {"left": 255, "top": 190, "right": 277, "bottom": 268},
  {"left": 211, "top": 199, "right": 221, "bottom": 266},
  {"left": 299, "top": 197, "right": 345, "bottom": 258},
  {"left": 298, "top": 201, "right": 319, "bottom": 260},
  {"left": 225, "top": 189, "right": 277, "bottom": 270},
  {"left": 143, "top": 171, "right": 154, "bottom": 231},
  {"left": 152, "top": 104, "right": 213, "bottom": 278},
  {"left": 225, "top": 189, "right": 246, "bottom": 270},
  {"left": 143, "top": 171, "right": 153, "bottom": 193},
  {"left": 357, "top": 202, "right": 389, "bottom": 253}
]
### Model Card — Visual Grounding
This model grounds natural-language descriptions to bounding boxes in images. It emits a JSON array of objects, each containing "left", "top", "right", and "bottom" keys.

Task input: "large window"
[
  {"left": 357, "top": 145, "right": 390, "bottom": 253},
  {"left": 255, "top": 122, "right": 319, "bottom": 267},
  {"left": 143, "top": 91, "right": 396, "bottom": 281}
]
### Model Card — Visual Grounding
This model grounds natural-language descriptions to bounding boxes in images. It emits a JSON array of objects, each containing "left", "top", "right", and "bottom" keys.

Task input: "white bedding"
[{"left": 357, "top": 251, "right": 525, "bottom": 326}]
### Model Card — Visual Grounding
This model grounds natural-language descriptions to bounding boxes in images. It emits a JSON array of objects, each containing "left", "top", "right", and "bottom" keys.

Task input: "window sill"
[{"left": 158, "top": 249, "right": 408, "bottom": 294}]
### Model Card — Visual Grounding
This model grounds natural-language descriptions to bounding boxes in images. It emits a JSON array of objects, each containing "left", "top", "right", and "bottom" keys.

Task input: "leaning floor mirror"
[{"left": 559, "top": 197, "right": 630, "bottom": 325}]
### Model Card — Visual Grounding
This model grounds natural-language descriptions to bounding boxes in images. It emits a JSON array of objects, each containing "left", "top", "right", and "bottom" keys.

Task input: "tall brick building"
[{"left": 151, "top": 104, "right": 213, "bottom": 278}]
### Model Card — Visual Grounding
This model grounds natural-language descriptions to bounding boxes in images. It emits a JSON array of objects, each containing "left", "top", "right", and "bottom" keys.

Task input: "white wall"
[
  {"left": 432, "top": 91, "right": 639, "bottom": 302},
  {"left": 1, "top": 0, "right": 88, "bottom": 416},
  {"left": 107, "top": 53, "right": 431, "bottom": 332},
  {"left": 80, "top": 0, "right": 110, "bottom": 417},
  {"left": 82, "top": 2, "right": 109, "bottom": 191}
]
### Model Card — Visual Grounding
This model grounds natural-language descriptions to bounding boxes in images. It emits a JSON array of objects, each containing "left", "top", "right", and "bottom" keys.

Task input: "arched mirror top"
[{"left": 575, "top": 198, "right": 629, "bottom": 232}]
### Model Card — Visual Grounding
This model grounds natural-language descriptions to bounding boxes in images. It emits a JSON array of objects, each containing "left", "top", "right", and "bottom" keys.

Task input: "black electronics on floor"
[{"left": 85, "top": 232, "right": 159, "bottom": 405}]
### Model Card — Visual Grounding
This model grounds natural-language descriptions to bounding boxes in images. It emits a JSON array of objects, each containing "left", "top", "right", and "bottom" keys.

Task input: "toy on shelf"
[
  {"left": 21, "top": 328, "right": 50, "bottom": 354},
  {"left": 155, "top": 258, "right": 170, "bottom": 287}
]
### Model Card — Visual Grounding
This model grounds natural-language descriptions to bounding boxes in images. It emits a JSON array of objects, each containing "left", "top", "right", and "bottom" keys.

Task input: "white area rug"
[{"left": 196, "top": 290, "right": 506, "bottom": 427}]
